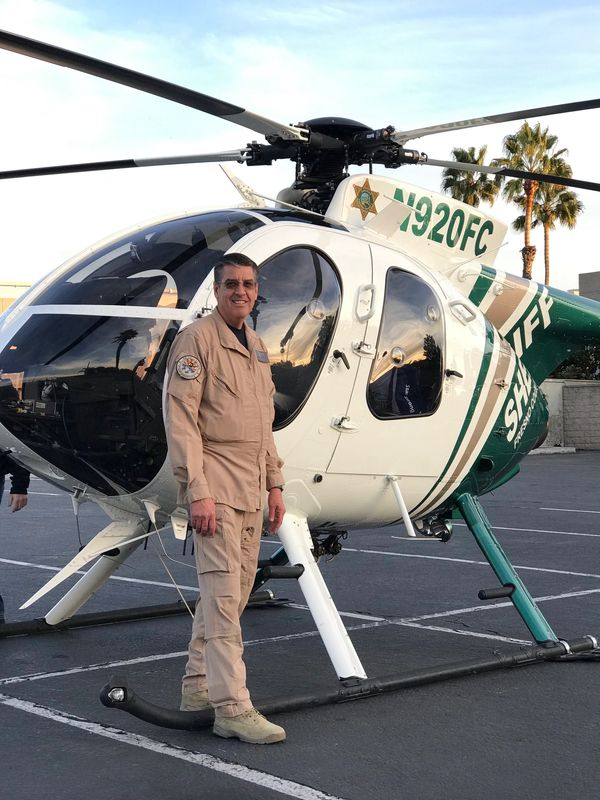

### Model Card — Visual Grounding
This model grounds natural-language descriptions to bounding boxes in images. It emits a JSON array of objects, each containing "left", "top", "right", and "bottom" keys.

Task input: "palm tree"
[
  {"left": 513, "top": 178, "right": 583, "bottom": 285},
  {"left": 440, "top": 145, "right": 502, "bottom": 207},
  {"left": 112, "top": 328, "right": 138, "bottom": 370},
  {"left": 492, "top": 122, "right": 569, "bottom": 279}
]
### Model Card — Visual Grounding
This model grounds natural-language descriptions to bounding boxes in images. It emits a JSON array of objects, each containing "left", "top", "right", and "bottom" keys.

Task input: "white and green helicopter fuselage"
[{"left": 1, "top": 173, "right": 598, "bottom": 678}]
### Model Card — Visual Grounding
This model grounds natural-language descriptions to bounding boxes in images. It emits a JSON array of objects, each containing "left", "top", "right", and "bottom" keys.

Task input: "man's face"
[{"left": 214, "top": 264, "right": 259, "bottom": 328}]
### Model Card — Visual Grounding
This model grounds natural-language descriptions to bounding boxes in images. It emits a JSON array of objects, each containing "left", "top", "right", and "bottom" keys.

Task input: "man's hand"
[
  {"left": 9, "top": 493, "right": 27, "bottom": 513},
  {"left": 268, "top": 488, "right": 285, "bottom": 534},
  {"left": 190, "top": 497, "right": 216, "bottom": 536}
]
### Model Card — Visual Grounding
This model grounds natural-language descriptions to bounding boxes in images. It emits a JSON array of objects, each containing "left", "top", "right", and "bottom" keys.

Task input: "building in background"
[
  {"left": 578, "top": 271, "right": 600, "bottom": 302},
  {"left": 541, "top": 270, "right": 600, "bottom": 450},
  {"left": 0, "top": 282, "right": 31, "bottom": 313}
]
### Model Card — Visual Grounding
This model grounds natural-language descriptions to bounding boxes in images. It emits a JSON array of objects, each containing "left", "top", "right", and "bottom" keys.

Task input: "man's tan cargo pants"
[{"left": 182, "top": 503, "right": 264, "bottom": 717}]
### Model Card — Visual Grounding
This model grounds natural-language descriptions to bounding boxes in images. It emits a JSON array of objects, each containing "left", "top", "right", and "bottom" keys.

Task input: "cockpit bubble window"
[
  {"left": 251, "top": 247, "right": 341, "bottom": 428},
  {"left": 368, "top": 268, "right": 443, "bottom": 419},
  {"left": 0, "top": 313, "right": 176, "bottom": 495},
  {"left": 32, "top": 211, "right": 264, "bottom": 310}
]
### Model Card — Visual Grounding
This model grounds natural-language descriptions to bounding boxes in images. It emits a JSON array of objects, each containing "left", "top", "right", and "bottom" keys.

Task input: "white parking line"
[
  {"left": 2, "top": 584, "right": 595, "bottom": 690},
  {"left": 0, "top": 557, "right": 199, "bottom": 592},
  {"left": 394, "top": 620, "right": 529, "bottom": 645},
  {"left": 349, "top": 547, "right": 600, "bottom": 580},
  {"left": 0, "top": 651, "right": 187, "bottom": 686},
  {"left": 2, "top": 554, "right": 599, "bottom": 686},
  {"left": 398, "top": 587, "right": 600, "bottom": 623},
  {"left": 451, "top": 522, "right": 600, "bottom": 538},
  {"left": 0, "top": 622, "right": 388, "bottom": 687},
  {"left": 540, "top": 507, "right": 600, "bottom": 515},
  {"left": 0, "top": 694, "right": 349, "bottom": 800}
]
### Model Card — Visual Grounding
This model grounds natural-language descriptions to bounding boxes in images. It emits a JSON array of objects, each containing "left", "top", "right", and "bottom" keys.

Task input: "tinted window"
[
  {"left": 250, "top": 248, "right": 341, "bottom": 427},
  {"left": 0, "top": 314, "right": 176, "bottom": 494},
  {"left": 368, "top": 269, "right": 443, "bottom": 419},
  {"left": 33, "top": 211, "right": 264, "bottom": 310}
]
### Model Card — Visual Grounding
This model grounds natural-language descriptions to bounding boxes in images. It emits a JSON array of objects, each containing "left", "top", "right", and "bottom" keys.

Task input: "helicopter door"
[
  {"left": 327, "top": 247, "right": 450, "bottom": 478},
  {"left": 225, "top": 227, "right": 373, "bottom": 474}
]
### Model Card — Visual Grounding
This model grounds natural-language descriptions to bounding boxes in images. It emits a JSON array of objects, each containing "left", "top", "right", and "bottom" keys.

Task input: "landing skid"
[
  {"left": 0, "top": 590, "right": 287, "bottom": 638},
  {"left": 99, "top": 496, "right": 600, "bottom": 728},
  {"left": 101, "top": 634, "right": 599, "bottom": 729}
]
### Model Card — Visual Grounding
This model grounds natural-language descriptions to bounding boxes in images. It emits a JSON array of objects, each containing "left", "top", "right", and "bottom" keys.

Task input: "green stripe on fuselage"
[
  {"left": 455, "top": 358, "right": 548, "bottom": 500},
  {"left": 468, "top": 267, "right": 496, "bottom": 307}
]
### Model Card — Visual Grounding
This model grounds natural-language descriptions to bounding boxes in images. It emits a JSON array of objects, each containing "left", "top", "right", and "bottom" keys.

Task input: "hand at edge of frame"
[
  {"left": 9, "top": 493, "right": 27, "bottom": 513},
  {"left": 190, "top": 497, "right": 216, "bottom": 536},
  {"left": 268, "top": 488, "right": 285, "bottom": 534}
]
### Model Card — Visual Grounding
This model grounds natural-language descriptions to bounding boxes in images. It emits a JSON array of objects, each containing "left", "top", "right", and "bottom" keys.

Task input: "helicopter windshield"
[
  {"left": 0, "top": 313, "right": 176, "bottom": 495},
  {"left": 0, "top": 228, "right": 342, "bottom": 494},
  {"left": 251, "top": 247, "right": 341, "bottom": 428},
  {"left": 32, "top": 211, "right": 264, "bottom": 310},
  {"left": 368, "top": 268, "right": 444, "bottom": 418}
]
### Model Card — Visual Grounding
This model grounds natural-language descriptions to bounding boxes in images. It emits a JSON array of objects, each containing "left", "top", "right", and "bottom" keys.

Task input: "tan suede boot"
[{"left": 213, "top": 708, "right": 286, "bottom": 744}]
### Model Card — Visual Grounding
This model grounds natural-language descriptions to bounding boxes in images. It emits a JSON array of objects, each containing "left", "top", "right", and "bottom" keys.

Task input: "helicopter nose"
[{"left": 0, "top": 311, "right": 172, "bottom": 497}]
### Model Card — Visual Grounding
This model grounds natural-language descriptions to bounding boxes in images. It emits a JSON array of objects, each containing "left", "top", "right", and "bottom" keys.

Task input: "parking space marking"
[
  {"left": 0, "top": 622, "right": 388, "bottom": 687},
  {"left": 288, "top": 604, "right": 385, "bottom": 622},
  {"left": 3, "top": 555, "right": 599, "bottom": 691},
  {"left": 2, "top": 588, "right": 592, "bottom": 689},
  {"left": 397, "top": 587, "right": 600, "bottom": 623},
  {"left": 394, "top": 621, "right": 529, "bottom": 644},
  {"left": 0, "top": 651, "right": 187, "bottom": 687},
  {"left": 451, "top": 522, "right": 600, "bottom": 538},
  {"left": 349, "top": 546, "right": 600, "bottom": 579},
  {"left": 0, "top": 557, "right": 200, "bottom": 593},
  {"left": 541, "top": 507, "right": 600, "bottom": 514},
  {"left": 0, "top": 694, "right": 349, "bottom": 800}
]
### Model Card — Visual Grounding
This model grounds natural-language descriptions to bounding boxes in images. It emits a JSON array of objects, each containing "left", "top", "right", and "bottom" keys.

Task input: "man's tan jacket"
[{"left": 165, "top": 310, "right": 285, "bottom": 511}]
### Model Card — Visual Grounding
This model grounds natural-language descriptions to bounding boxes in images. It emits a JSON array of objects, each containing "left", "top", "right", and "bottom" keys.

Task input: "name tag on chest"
[{"left": 255, "top": 350, "right": 270, "bottom": 363}]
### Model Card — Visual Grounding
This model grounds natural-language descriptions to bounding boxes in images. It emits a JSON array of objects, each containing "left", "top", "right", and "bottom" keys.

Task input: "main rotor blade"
[
  {"left": 0, "top": 29, "right": 308, "bottom": 143},
  {"left": 392, "top": 99, "right": 600, "bottom": 145},
  {"left": 425, "top": 158, "right": 600, "bottom": 193},
  {"left": 0, "top": 150, "right": 249, "bottom": 181}
]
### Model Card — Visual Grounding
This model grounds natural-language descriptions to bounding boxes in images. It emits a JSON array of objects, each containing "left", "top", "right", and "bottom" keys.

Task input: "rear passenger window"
[{"left": 368, "top": 268, "right": 443, "bottom": 419}]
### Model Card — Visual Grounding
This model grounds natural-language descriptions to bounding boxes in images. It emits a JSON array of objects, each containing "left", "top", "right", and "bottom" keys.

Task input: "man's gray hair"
[{"left": 213, "top": 253, "right": 259, "bottom": 284}]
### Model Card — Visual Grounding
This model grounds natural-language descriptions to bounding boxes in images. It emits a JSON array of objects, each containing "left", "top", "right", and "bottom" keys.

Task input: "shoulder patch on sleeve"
[{"left": 176, "top": 355, "right": 202, "bottom": 379}]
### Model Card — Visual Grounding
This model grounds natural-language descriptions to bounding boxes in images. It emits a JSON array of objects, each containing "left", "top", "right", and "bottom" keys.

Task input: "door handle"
[{"left": 333, "top": 350, "right": 350, "bottom": 370}]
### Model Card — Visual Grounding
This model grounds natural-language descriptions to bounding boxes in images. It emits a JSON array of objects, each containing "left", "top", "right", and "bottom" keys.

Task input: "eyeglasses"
[{"left": 220, "top": 279, "right": 258, "bottom": 290}]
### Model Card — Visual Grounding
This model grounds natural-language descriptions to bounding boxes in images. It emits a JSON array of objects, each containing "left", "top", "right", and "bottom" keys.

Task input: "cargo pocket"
[{"left": 196, "top": 508, "right": 231, "bottom": 574}]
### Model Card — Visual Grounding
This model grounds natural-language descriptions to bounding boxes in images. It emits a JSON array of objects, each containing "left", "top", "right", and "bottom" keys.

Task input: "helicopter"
[{"left": 1, "top": 28, "right": 600, "bottom": 684}]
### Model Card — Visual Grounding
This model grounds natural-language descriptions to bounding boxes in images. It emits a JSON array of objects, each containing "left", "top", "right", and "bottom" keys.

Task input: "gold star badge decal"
[{"left": 351, "top": 179, "right": 379, "bottom": 220}]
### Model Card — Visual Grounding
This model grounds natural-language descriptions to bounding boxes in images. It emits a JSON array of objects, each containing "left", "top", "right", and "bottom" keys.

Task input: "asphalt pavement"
[{"left": 1, "top": 451, "right": 599, "bottom": 800}]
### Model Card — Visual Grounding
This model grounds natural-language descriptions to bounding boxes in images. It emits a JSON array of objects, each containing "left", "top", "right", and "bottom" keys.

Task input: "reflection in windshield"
[
  {"left": 32, "top": 211, "right": 264, "bottom": 310},
  {"left": 0, "top": 314, "right": 177, "bottom": 494},
  {"left": 368, "top": 269, "right": 443, "bottom": 419},
  {"left": 252, "top": 248, "right": 341, "bottom": 427}
]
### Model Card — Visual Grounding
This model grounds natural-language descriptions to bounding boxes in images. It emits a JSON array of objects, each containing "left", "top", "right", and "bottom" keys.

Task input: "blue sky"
[{"left": 0, "top": 0, "right": 599, "bottom": 289}]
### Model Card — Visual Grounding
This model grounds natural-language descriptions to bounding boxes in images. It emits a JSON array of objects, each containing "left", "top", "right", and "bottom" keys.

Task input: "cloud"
[{"left": 0, "top": 0, "right": 598, "bottom": 290}]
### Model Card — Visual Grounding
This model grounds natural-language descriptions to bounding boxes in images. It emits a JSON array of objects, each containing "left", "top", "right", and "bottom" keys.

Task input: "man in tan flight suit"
[{"left": 165, "top": 253, "right": 287, "bottom": 744}]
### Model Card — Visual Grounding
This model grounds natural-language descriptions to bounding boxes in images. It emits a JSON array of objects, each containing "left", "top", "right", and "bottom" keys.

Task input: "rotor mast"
[{"left": 246, "top": 117, "right": 425, "bottom": 213}]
